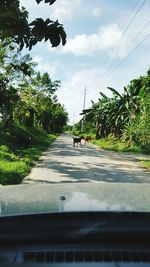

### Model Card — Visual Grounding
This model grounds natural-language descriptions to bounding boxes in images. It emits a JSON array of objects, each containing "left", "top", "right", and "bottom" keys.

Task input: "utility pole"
[
  {"left": 73, "top": 112, "right": 75, "bottom": 126},
  {"left": 72, "top": 112, "right": 75, "bottom": 133},
  {"left": 81, "top": 86, "right": 86, "bottom": 133}
]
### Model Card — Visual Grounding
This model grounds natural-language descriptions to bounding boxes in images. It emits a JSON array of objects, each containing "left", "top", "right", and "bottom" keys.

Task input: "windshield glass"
[{"left": 0, "top": 0, "right": 150, "bottom": 216}]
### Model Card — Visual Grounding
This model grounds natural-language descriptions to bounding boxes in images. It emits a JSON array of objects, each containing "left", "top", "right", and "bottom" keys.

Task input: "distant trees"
[
  {"left": 81, "top": 69, "right": 150, "bottom": 147},
  {"left": 0, "top": 41, "right": 68, "bottom": 133}
]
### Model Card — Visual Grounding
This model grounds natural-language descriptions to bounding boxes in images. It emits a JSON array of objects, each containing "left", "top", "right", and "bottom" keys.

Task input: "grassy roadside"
[
  {"left": 0, "top": 125, "right": 57, "bottom": 185},
  {"left": 138, "top": 160, "right": 150, "bottom": 170},
  {"left": 92, "top": 138, "right": 150, "bottom": 154},
  {"left": 92, "top": 138, "right": 150, "bottom": 170},
  {"left": 71, "top": 131, "right": 150, "bottom": 155}
]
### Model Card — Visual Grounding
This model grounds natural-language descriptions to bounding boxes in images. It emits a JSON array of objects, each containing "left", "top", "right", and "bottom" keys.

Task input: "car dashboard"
[{"left": 0, "top": 211, "right": 150, "bottom": 266}]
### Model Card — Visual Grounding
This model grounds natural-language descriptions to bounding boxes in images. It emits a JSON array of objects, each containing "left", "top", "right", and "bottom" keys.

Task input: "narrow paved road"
[{"left": 23, "top": 134, "right": 150, "bottom": 184}]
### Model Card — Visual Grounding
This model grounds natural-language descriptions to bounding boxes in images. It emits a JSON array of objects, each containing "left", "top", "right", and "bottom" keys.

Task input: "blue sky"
[{"left": 20, "top": 0, "right": 150, "bottom": 124}]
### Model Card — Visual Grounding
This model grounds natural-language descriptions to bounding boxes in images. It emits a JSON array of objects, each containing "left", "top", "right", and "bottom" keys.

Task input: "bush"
[
  {"left": 92, "top": 136, "right": 150, "bottom": 154},
  {"left": 0, "top": 145, "right": 19, "bottom": 161},
  {"left": 11, "top": 125, "right": 34, "bottom": 148},
  {"left": 0, "top": 150, "right": 19, "bottom": 161},
  {"left": 0, "top": 161, "right": 29, "bottom": 185},
  {"left": 0, "top": 125, "right": 57, "bottom": 185},
  {"left": 0, "top": 145, "right": 9, "bottom": 152}
]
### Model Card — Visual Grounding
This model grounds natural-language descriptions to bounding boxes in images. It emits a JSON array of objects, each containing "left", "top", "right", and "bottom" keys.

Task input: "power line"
[
  {"left": 86, "top": 0, "right": 146, "bottom": 89},
  {"left": 101, "top": 31, "right": 150, "bottom": 82},
  {"left": 99, "top": 18, "right": 150, "bottom": 81},
  {"left": 106, "top": 0, "right": 146, "bottom": 58},
  {"left": 68, "top": 0, "right": 148, "bottom": 117},
  {"left": 72, "top": 0, "right": 144, "bottom": 95}
]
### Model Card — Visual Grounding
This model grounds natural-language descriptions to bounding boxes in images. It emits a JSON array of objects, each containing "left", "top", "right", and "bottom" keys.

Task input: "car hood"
[{"left": 0, "top": 182, "right": 150, "bottom": 216}]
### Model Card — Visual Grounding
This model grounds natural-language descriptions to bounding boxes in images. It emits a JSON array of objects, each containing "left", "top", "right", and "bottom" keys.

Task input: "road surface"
[{"left": 23, "top": 134, "right": 150, "bottom": 184}]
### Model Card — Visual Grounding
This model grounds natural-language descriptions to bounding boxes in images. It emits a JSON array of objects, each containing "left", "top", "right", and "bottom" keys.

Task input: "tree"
[
  {"left": 0, "top": 40, "right": 37, "bottom": 127},
  {"left": 0, "top": 73, "right": 20, "bottom": 127},
  {"left": 81, "top": 68, "right": 150, "bottom": 148},
  {"left": 32, "top": 72, "right": 60, "bottom": 95},
  {"left": 51, "top": 103, "right": 68, "bottom": 133},
  {"left": 0, "top": 41, "right": 68, "bottom": 132},
  {"left": 0, "top": 0, "right": 67, "bottom": 50}
]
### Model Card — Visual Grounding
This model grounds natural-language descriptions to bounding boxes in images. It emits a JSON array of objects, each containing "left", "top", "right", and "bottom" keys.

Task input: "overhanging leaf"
[{"left": 35, "top": 0, "right": 56, "bottom": 4}]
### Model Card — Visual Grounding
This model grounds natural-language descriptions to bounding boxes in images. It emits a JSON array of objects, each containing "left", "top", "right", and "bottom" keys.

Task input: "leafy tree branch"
[{"left": 0, "top": 0, "right": 67, "bottom": 50}]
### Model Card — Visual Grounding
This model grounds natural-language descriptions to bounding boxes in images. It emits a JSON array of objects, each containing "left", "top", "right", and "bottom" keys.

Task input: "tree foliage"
[
  {"left": 0, "top": 41, "right": 68, "bottom": 133},
  {"left": 80, "top": 69, "right": 150, "bottom": 148},
  {"left": 0, "top": 0, "right": 67, "bottom": 50}
]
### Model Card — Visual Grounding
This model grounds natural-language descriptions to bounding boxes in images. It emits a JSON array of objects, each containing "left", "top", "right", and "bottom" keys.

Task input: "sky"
[{"left": 20, "top": 0, "right": 150, "bottom": 124}]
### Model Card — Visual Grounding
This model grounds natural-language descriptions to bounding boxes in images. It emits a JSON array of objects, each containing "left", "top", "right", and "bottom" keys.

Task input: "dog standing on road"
[
  {"left": 73, "top": 136, "right": 84, "bottom": 147},
  {"left": 84, "top": 135, "right": 91, "bottom": 145}
]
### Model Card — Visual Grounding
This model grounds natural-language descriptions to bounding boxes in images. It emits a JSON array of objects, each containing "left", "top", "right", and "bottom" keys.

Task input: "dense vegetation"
[
  {"left": 0, "top": 0, "right": 68, "bottom": 185},
  {"left": 0, "top": 126, "right": 56, "bottom": 185},
  {"left": 0, "top": 40, "right": 68, "bottom": 185},
  {"left": 0, "top": 41, "right": 68, "bottom": 132},
  {"left": 75, "top": 69, "right": 150, "bottom": 154}
]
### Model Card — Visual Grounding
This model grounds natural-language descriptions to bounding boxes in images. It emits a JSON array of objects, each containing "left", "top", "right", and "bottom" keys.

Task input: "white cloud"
[
  {"left": 33, "top": 56, "right": 43, "bottom": 63},
  {"left": 20, "top": 0, "right": 81, "bottom": 22},
  {"left": 33, "top": 56, "right": 57, "bottom": 77},
  {"left": 50, "top": 0, "right": 82, "bottom": 22},
  {"left": 57, "top": 69, "right": 110, "bottom": 124},
  {"left": 57, "top": 54, "right": 150, "bottom": 124},
  {"left": 60, "top": 24, "right": 129, "bottom": 57},
  {"left": 91, "top": 7, "right": 102, "bottom": 17}
]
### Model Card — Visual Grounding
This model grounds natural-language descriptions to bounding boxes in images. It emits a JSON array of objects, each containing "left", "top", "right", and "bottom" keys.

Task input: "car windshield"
[{"left": 0, "top": 0, "right": 150, "bottom": 217}]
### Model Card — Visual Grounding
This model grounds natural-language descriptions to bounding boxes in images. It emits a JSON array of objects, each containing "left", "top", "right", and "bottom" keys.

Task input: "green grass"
[
  {"left": 0, "top": 125, "right": 57, "bottom": 185},
  {"left": 92, "top": 138, "right": 150, "bottom": 155},
  {"left": 71, "top": 131, "right": 149, "bottom": 154},
  {"left": 0, "top": 161, "right": 30, "bottom": 185},
  {"left": 139, "top": 160, "right": 150, "bottom": 170}
]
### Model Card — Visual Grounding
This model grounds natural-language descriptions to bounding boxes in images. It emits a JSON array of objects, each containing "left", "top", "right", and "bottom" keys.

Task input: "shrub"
[
  {"left": 0, "top": 161, "right": 29, "bottom": 185},
  {"left": 0, "top": 145, "right": 9, "bottom": 152}
]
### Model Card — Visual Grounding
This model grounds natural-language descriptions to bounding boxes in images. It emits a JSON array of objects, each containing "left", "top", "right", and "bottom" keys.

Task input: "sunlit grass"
[
  {"left": 0, "top": 126, "right": 57, "bottom": 185},
  {"left": 92, "top": 138, "right": 150, "bottom": 154},
  {"left": 139, "top": 160, "right": 150, "bottom": 170},
  {"left": 0, "top": 161, "right": 30, "bottom": 185}
]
